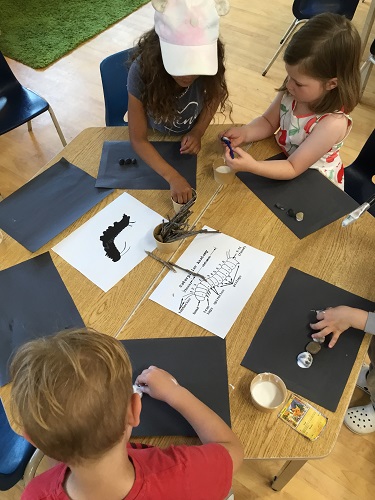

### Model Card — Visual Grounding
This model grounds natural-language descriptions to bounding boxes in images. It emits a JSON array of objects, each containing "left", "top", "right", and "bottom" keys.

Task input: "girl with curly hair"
[{"left": 127, "top": 0, "right": 231, "bottom": 203}]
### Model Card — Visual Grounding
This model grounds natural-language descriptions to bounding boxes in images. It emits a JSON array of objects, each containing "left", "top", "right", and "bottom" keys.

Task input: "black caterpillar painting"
[{"left": 100, "top": 214, "right": 134, "bottom": 262}]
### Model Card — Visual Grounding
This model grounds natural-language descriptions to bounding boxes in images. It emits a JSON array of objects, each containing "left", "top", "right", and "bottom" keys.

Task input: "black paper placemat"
[
  {"left": 241, "top": 268, "right": 374, "bottom": 412},
  {"left": 95, "top": 141, "right": 197, "bottom": 189},
  {"left": 122, "top": 337, "right": 230, "bottom": 436},
  {"left": 237, "top": 155, "right": 358, "bottom": 238},
  {"left": 0, "top": 158, "right": 113, "bottom": 252},
  {"left": 0, "top": 253, "right": 85, "bottom": 386}
]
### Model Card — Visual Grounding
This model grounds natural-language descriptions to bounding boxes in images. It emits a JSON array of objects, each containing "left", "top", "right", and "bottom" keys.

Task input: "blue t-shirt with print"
[{"left": 127, "top": 58, "right": 204, "bottom": 135}]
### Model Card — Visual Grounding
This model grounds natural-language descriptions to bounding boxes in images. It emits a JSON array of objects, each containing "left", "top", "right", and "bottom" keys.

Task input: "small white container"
[
  {"left": 153, "top": 224, "right": 180, "bottom": 254},
  {"left": 212, "top": 157, "right": 235, "bottom": 185},
  {"left": 171, "top": 189, "right": 197, "bottom": 214},
  {"left": 214, "top": 165, "right": 235, "bottom": 185},
  {"left": 250, "top": 372, "right": 287, "bottom": 413}
]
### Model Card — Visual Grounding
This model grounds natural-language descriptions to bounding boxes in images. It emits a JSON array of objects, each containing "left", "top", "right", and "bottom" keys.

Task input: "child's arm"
[
  {"left": 310, "top": 306, "right": 369, "bottom": 348},
  {"left": 180, "top": 99, "right": 220, "bottom": 155},
  {"left": 135, "top": 366, "right": 244, "bottom": 474},
  {"left": 224, "top": 113, "right": 348, "bottom": 180},
  {"left": 220, "top": 92, "right": 283, "bottom": 147},
  {"left": 128, "top": 93, "right": 193, "bottom": 203}
]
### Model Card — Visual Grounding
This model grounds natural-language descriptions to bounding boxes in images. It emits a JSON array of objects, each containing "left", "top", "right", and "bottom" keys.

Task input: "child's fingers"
[
  {"left": 232, "top": 146, "right": 246, "bottom": 158},
  {"left": 310, "top": 320, "right": 330, "bottom": 334},
  {"left": 180, "top": 144, "right": 192, "bottom": 154},
  {"left": 221, "top": 128, "right": 237, "bottom": 139},
  {"left": 134, "top": 374, "right": 147, "bottom": 386},
  {"left": 180, "top": 136, "right": 190, "bottom": 152},
  {"left": 134, "top": 366, "right": 156, "bottom": 385},
  {"left": 310, "top": 320, "right": 324, "bottom": 330},
  {"left": 311, "top": 325, "right": 332, "bottom": 339},
  {"left": 328, "top": 333, "right": 341, "bottom": 348},
  {"left": 219, "top": 129, "right": 230, "bottom": 139}
]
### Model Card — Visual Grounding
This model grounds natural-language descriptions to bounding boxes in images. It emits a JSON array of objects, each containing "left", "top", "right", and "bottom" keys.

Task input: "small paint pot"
[
  {"left": 171, "top": 189, "right": 197, "bottom": 214},
  {"left": 212, "top": 157, "right": 235, "bottom": 185},
  {"left": 250, "top": 372, "right": 287, "bottom": 413},
  {"left": 214, "top": 165, "right": 235, "bottom": 185},
  {"left": 153, "top": 224, "right": 180, "bottom": 254}
]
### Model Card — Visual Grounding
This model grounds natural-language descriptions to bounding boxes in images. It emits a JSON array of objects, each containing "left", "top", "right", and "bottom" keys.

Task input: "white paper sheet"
[
  {"left": 53, "top": 193, "right": 162, "bottom": 292},
  {"left": 150, "top": 228, "right": 274, "bottom": 338}
]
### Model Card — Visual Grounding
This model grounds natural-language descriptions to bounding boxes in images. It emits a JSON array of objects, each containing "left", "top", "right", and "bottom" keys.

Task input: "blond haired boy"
[{"left": 11, "top": 329, "right": 243, "bottom": 499}]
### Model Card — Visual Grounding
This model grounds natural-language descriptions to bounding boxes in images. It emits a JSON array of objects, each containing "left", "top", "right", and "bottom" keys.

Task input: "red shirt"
[{"left": 21, "top": 443, "right": 233, "bottom": 500}]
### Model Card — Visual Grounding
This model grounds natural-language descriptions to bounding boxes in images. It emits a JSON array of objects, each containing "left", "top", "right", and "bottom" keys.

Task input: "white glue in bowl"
[
  {"left": 213, "top": 165, "right": 235, "bottom": 185},
  {"left": 250, "top": 372, "right": 287, "bottom": 413}
]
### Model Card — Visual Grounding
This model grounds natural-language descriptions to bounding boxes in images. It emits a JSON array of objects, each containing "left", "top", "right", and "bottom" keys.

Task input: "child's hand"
[
  {"left": 134, "top": 366, "right": 180, "bottom": 402},
  {"left": 219, "top": 127, "right": 247, "bottom": 148},
  {"left": 224, "top": 146, "right": 254, "bottom": 172},
  {"left": 170, "top": 174, "right": 193, "bottom": 204},
  {"left": 180, "top": 132, "right": 202, "bottom": 155},
  {"left": 310, "top": 306, "right": 368, "bottom": 348}
]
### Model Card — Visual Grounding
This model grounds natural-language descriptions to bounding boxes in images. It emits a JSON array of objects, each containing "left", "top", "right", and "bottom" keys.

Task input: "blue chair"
[
  {"left": 262, "top": 0, "right": 360, "bottom": 76},
  {"left": 0, "top": 399, "right": 44, "bottom": 490},
  {"left": 100, "top": 48, "right": 135, "bottom": 126},
  {"left": 0, "top": 52, "right": 66, "bottom": 146},
  {"left": 344, "top": 129, "right": 375, "bottom": 216}
]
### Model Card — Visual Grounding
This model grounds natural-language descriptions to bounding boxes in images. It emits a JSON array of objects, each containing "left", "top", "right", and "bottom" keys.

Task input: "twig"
[
  {"left": 145, "top": 251, "right": 207, "bottom": 281},
  {"left": 166, "top": 229, "right": 220, "bottom": 242},
  {"left": 156, "top": 195, "right": 220, "bottom": 244},
  {"left": 145, "top": 251, "right": 176, "bottom": 272},
  {"left": 168, "top": 262, "right": 207, "bottom": 281}
]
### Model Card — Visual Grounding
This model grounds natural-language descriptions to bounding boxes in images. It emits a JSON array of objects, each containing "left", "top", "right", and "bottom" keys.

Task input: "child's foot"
[
  {"left": 356, "top": 364, "right": 370, "bottom": 394},
  {"left": 344, "top": 403, "right": 375, "bottom": 434}
]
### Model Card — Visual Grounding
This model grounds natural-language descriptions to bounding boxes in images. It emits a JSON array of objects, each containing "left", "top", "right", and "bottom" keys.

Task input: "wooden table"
[
  {"left": 0, "top": 126, "right": 221, "bottom": 412},
  {"left": 0, "top": 126, "right": 221, "bottom": 337},
  {"left": 1, "top": 127, "right": 374, "bottom": 490},
  {"left": 115, "top": 135, "right": 375, "bottom": 490}
]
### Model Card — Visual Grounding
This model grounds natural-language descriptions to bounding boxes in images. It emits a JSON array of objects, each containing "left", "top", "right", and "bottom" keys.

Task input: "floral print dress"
[{"left": 275, "top": 93, "right": 352, "bottom": 189}]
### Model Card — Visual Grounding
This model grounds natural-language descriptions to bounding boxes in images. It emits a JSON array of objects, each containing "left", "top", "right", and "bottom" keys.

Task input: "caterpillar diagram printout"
[{"left": 150, "top": 228, "right": 274, "bottom": 338}]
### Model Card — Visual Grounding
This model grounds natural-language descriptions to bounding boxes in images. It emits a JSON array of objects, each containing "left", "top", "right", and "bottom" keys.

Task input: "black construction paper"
[
  {"left": 122, "top": 337, "right": 230, "bottom": 436},
  {"left": 241, "top": 268, "right": 374, "bottom": 412},
  {"left": 95, "top": 141, "right": 197, "bottom": 189},
  {"left": 0, "top": 158, "right": 113, "bottom": 252},
  {"left": 0, "top": 253, "right": 85, "bottom": 386},
  {"left": 237, "top": 155, "right": 358, "bottom": 238}
]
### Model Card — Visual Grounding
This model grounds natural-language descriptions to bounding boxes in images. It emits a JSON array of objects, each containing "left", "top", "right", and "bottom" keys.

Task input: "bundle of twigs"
[{"left": 155, "top": 196, "right": 219, "bottom": 243}]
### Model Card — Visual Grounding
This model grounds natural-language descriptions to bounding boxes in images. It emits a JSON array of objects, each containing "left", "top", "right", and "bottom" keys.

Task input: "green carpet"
[{"left": 0, "top": 0, "right": 149, "bottom": 69}]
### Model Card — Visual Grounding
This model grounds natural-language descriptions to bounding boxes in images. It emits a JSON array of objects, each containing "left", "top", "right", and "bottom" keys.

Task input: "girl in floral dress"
[{"left": 221, "top": 13, "right": 361, "bottom": 190}]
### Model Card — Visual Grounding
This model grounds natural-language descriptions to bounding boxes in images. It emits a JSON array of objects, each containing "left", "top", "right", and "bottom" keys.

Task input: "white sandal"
[
  {"left": 344, "top": 403, "right": 375, "bottom": 434},
  {"left": 356, "top": 363, "right": 370, "bottom": 394}
]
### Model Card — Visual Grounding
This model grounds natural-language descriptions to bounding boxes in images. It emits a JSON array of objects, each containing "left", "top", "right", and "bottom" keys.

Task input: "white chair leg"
[
  {"left": 262, "top": 19, "right": 304, "bottom": 76},
  {"left": 27, "top": 120, "right": 32, "bottom": 132},
  {"left": 224, "top": 490, "right": 234, "bottom": 500},
  {"left": 360, "top": 55, "right": 375, "bottom": 99},
  {"left": 48, "top": 106, "right": 67, "bottom": 146},
  {"left": 280, "top": 20, "right": 297, "bottom": 45},
  {"left": 23, "top": 449, "right": 44, "bottom": 486}
]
